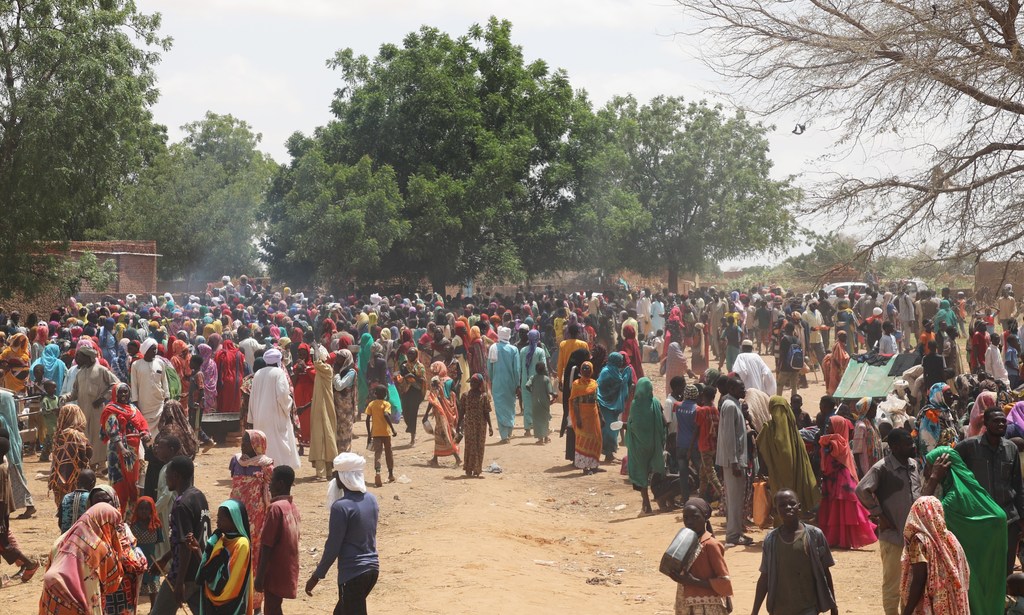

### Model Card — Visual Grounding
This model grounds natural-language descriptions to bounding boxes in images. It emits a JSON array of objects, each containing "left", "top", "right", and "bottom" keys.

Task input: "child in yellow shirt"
[{"left": 365, "top": 385, "right": 397, "bottom": 487}]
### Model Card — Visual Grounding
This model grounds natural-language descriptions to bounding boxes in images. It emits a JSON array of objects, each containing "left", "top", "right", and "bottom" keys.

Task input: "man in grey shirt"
[
  {"left": 716, "top": 375, "right": 752, "bottom": 546},
  {"left": 856, "top": 429, "right": 921, "bottom": 615}
]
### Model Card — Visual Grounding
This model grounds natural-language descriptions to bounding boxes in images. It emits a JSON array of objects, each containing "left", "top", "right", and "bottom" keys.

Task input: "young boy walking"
[
  {"left": 39, "top": 379, "right": 59, "bottom": 461},
  {"left": 365, "top": 385, "right": 397, "bottom": 487},
  {"left": 257, "top": 465, "right": 302, "bottom": 615},
  {"left": 151, "top": 456, "right": 211, "bottom": 615},
  {"left": 752, "top": 490, "right": 839, "bottom": 615}
]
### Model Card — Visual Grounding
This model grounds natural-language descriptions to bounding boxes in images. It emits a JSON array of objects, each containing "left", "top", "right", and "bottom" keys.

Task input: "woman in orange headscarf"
[
  {"left": 818, "top": 415, "right": 876, "bottom": 549},
  {"left": 0, "top": 333, "right": 30, "bottom": 393},
  {"left": 569, "top": 362, "right": 602, "bottom": 475},
  {"left": 822, "top": 330, "right": 851, "bottom": 396}
]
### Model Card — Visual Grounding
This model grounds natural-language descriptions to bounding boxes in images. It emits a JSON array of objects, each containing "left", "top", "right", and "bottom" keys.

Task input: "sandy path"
[{"left": 8, "top": 354, "right": 886, "bottom": 614}]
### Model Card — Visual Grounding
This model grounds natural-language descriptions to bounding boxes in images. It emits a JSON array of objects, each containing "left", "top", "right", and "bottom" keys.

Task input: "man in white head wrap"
[
  {"left": 249, "top": 348, "right": 302, "bottom": 469},
  {"left": 326, "top": 452, "right": 366, "bottom": 507},
  {"left": 131, "top": 336, "right": 170, "bottom": 427},
  {"left": 487, "top": 326, "right": 521, "bottom": 441},
  {"left": 309, "top": 452, "right": 381, "bottom": 609}
]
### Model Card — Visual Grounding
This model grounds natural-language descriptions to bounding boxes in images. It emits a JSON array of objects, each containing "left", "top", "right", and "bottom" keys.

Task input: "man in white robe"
[
  {"left": 250, "top": 348, "right": 301, "bottom": 469},
  {"left": 130, "top": 337, "right": 169, "bottom": 427},
  {"left": 731, "top": 339, "right": 778, "bottom": 396},
  {"left": 63, "top": 341, "right": 118, "bottom": 466}
]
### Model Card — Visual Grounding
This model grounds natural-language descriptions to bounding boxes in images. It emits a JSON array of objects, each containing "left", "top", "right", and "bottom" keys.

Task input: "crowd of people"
[{"left": 0, "top": 276, "right": 1022, "bottom": 614}]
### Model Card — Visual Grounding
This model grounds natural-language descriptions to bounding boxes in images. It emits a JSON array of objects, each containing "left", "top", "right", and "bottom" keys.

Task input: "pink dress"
[{"left": 818, "top": 449, "right": 877, "bottom": 549}]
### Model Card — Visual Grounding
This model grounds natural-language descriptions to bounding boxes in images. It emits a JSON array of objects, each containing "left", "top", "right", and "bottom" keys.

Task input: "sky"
[{"left": 136, "top": 0, "right": 916, "bottom": 268}]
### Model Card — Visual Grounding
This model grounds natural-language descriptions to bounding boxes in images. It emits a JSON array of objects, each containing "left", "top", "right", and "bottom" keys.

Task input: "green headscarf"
[
  {"left": 935, "top": 300, "right": 957, "bottom": 331},
  {"left": 216, "top": 498, "right": 249, "bottom": 540},
  {"left": 197, "top": 499, "right": 252, "bottom": 615},
  {"left": 755, "top": 396, "right": 820, "bottom": 519},
  {"left": 925, "top": 446, "right": 1006, "bottom": 615},
  {"left": 624, "top": 377, "right": 666, "bottom": 488}
]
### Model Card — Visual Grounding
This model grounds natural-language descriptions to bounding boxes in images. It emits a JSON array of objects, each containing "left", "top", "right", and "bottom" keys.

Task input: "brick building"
[{"left": 70, "top": 240, "right": 159, "bottom": 297}]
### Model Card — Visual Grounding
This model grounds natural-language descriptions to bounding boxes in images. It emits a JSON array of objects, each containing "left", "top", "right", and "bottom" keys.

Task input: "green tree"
[
  {"left": 269, "top": 18, "right": 596, "bottom": 290},
  {"left": 58, "top": 252, "right": 118, "bottom": 299},
  {"left": 601, "top": 96, "right": 799, "bottom": 291},
  {"left": 0, "top": 0, "right": 169, "bottom": 298},
  {"left": 261, "top": 141, "right": 408, "bottom": 288},
  {"left": 102, "top": 112, "right": 276, "bottom": 279},
  {"left": 785, "top": 233, "right": 860, "bottom": 281}
]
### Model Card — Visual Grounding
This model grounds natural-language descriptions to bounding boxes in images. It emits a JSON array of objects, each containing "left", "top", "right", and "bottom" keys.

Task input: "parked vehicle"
[{"left": 821, "top": 282, "right": 871, "bottom": 298}]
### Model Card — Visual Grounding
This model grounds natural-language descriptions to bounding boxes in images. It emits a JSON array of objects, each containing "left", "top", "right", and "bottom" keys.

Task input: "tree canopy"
[
  {"left": 598, "top": 96, "right": 798, "bottom": 291},
  {"left": 0, "top": 10, "right": 799, "bottom": 295},
  {"left": 0, "top": 0, "right": 169, "bottom": 297},
  {"left": 261, "top": 18, "right": 795, "bottom": 291},
  {"left": 101, "top": 112, "right": 276, "bottom": 279}
]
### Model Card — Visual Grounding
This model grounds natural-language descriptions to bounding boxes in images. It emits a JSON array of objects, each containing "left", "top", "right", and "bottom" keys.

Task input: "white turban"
[
  {"left": 140, "top": 338, "right": 157, "bottom": 355},
  {"left": 498, "top": 326, "right": 511, "bottom": 342},
  {"left": 264, "top": 348, "right": 283, "bottom": 365},
  {"left": 327, "top": 452, "right": 367, "bottom": 507}
]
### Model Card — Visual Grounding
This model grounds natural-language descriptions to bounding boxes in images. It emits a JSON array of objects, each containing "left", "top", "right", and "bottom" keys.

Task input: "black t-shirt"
[{"left": 169, "top": 486, "right": 211, "bottom": 584}]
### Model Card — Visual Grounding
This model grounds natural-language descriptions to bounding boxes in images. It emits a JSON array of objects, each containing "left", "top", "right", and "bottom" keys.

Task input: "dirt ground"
[{"left": 8, "top": 353, "right": 886, "bottom": 614}]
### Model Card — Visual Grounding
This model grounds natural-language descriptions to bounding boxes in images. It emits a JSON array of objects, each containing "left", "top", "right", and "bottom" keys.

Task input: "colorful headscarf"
[
  {"left": 899, "top": 496, "right": 970, "bottom": 615},
  {"left": 236, "top": 429, "right": 273, "bottom": 468}
]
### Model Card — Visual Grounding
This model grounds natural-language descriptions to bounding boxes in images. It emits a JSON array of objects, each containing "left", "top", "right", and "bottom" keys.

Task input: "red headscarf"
[
  {"left": 101, "top": 384, "right": 149, "bottom": 448},
  {"left": 620, "top": 325, "right": 644, "bottom": 379},
  {"left": 819, "top": 415, "right": 856, "bottom": 475}
]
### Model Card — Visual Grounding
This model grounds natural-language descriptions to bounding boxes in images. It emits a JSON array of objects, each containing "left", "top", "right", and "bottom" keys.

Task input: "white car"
[{"left": 821, "top": 282, "right": 871, "bottom": 298}]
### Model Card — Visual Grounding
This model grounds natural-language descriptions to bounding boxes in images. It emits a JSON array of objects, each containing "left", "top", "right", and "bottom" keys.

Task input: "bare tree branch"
[{"left": 675, "top": 0, "right": 1024, "bottom": 265}]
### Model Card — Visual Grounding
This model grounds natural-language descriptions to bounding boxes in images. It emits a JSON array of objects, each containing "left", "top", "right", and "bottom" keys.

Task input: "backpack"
[{"left": 786, "top": 337, "right": 805, "bottom": 370}]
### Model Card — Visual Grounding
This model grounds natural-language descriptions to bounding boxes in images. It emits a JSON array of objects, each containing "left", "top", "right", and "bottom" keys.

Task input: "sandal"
[
  {"left": 735, "top": 535, "right": 754, "bottom": 547},
  {"left": 20, "top": 562, "right": 39, "bottom": 583}
]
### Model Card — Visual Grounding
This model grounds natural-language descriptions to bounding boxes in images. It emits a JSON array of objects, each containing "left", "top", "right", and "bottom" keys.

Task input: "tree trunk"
[
  {"left": 668, "top": 261, "right": 679, "bottom": 294},
  {"left": 430, "top": 275, "right": 447, "bottom": 299}
]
